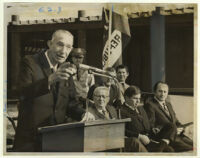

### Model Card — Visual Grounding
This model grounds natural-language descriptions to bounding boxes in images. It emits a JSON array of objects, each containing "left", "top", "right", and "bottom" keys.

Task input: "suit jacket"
[
  {"left": 14, "top": 52, "right": 83, "bottom": 151},
  {"left": 88, "top": 104, "right": 118, "bottom": 120},
  {"left": 144, "top": 97, "right": 181, "bottom": 129},
  {"left": 120, "top": 103, "right": 151, "bottom": 138},
  {"left": 118, "top": 82, "right": 129, "bottom": 96}
]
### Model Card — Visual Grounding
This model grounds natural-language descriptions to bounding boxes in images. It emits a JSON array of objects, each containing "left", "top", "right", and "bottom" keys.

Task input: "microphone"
[{"left": 78, "top": 64, "right": 107, "bottom": 74}]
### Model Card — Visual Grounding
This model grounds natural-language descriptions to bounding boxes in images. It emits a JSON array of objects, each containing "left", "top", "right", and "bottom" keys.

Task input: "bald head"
[
  {"left": 47, "top": 29, "right": 74, "bottom": 65},
  {"left": 51, "top": 30, "right": 73, "bottom": 42}
]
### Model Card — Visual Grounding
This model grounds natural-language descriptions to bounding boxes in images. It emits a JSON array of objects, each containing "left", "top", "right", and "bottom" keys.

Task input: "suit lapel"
[
  {"left": 38, "top": 51, "right": 52, "bottom": 77},
  {"left": 166, "top": 101, "right": 175, "bottom": 122},
  {"left": 106, "top": 105, "right": 115, "bottom": 119},
  {"left": 138, "top": 107, "right": 150, "bottom": 130},
  {"left": 37, "top": 51, "right": 59, "bottom": 104},
  {"left": 154, "top": 99, "right": 172, "bottom": 121}
]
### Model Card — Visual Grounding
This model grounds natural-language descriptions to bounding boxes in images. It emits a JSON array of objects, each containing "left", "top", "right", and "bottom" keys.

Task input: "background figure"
[
  {"left": 67, "top": 48, "right": 95, "bottom": 121},
  {"left": 116, "top": 65, "right": 130, "bottom": 95},
  {"left": 121, "top": 86, "right": 175, "bottom": 152},
  {"left": 13, "top": 30, "right": 78, "bottom": 152},
  {"left": 144, "top": 81, "right": 193, "bottom": 152}
]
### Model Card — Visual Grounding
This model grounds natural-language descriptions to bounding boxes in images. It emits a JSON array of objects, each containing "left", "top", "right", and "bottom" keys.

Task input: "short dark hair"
[
  {"left": 116, "top": 65, "right": 129, "bottom": 73},
  {"left": 153, "top": 81, "right": 169, "bottom": 92},
  {"left": 71, "top": 48, "right": 86, "bottom": 57},
  {"left": 124, "top": 85, "right": 141, "bottom": 98}
]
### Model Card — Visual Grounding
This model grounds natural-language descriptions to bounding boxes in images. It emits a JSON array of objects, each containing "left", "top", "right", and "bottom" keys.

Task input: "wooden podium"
[{"left": 38, "top": 118, "right": 130, "bottom": 152}]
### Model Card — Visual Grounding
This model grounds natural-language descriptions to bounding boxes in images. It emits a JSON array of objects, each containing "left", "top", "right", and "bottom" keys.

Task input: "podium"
[{"left": 38, "top": 118, "right": 130, "bottom": 152}]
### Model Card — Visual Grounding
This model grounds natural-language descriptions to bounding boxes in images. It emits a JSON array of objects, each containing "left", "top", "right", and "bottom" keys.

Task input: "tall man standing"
[
  {"left": 144, "top": 81, "right": 193, "bottom": 152},
  {"left": 13, "top": 30, "right": 93, "bottom": 152}
]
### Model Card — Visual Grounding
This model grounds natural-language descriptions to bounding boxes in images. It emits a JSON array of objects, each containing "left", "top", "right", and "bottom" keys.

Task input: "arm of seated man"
[
  {"left": 81, "top": 112, "right": 96, "bottom": 122},
  {"left": 138, "top": 134, "right": 150, "bottom": 145}
]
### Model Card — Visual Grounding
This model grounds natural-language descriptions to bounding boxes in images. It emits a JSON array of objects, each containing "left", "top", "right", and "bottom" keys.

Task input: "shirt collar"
[
  {"left": 125, "top": 102, "right": 136, "bottom": 111},
  {"left": 154, "top": 96, "right": 166, "bottom": 106},
  {"left": 45, "top": 51, "right": 58, "bottom": 70}
]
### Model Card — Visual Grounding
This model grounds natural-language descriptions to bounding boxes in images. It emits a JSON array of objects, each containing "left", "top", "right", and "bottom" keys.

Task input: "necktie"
[
  {"left": 163, "top": 103, "right": 170, "bottom": 116},
  {"left": 102, "top": 110, "right": 110, "bottom": 119}
]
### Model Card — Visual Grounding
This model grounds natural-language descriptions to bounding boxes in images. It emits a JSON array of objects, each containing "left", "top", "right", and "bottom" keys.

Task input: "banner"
[{"left": 102, "top": 10, "right": 131, "bottom": 69}]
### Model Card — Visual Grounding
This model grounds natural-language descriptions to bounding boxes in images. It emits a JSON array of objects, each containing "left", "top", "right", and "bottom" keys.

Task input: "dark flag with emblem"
[{"left": 102, "top": 8, "right": 131, "bottom": 69}]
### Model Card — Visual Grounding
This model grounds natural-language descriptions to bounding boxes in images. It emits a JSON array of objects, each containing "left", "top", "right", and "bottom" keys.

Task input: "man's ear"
[{"left": 47, "top": 40, "right": 52, "bottom": 48}]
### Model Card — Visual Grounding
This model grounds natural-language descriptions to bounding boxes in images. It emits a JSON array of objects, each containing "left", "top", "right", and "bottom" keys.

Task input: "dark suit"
[
  {"left": 121, "top": 104, "right": 151, "bottom": 138},
  {"left": 118, "top": 82, "right": 129, "bottom": 96},
  {"left": 144, "top": 97, "right": 193, "bottom": 152},
  {"left": 121, "top": 104, "right": 175, "bottom": 152},
  {"left": 13, "top": 52, "right": 84, "bottom": 151}
]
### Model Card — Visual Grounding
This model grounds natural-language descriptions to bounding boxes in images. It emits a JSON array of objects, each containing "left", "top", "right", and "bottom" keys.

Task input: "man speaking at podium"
[{"left": 14, "top": 30, "right": 94, "bottom": 152}]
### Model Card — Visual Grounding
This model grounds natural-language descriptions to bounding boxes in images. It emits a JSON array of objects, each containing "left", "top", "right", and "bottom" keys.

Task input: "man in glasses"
[
  {"left": 121, "top": 86, "right": 175, "bottom": 152},
  {"left": 84, "top": 86, "right": 118, "bottom": 120},
  {"left": 87, "top": 67, "right": 123, "bottom": 109}
]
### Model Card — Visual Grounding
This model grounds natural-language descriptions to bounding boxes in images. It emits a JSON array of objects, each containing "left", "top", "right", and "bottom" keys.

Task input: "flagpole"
[{"left": 107, "top": 5, "right": 113, "bottom": 68}]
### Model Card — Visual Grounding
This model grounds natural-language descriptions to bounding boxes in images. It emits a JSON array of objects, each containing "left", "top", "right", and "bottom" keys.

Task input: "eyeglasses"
[{"left": 94, "top": 95, "right": 109, "bottom": 99}]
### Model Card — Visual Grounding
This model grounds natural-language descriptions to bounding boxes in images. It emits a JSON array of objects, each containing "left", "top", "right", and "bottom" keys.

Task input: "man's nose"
[{"left": 99, "top": 96, "right": 105, "bottom": 100}]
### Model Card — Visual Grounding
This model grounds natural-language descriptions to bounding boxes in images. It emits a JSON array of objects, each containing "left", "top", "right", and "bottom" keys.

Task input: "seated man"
[
  {"left": 83, "top": 86, "right": 118, "bottom": 120},
  {"left": 121, "top": 86, "right": 175, "bottom": 152},
  {"left": 144, "top": 81, "right": 193, "bottom": 152},
  {"left": 84, "top": 86, "right": 148, "bottom": 152},
  {"left": 87, "top": 67, "right": 123, "bottom": 110}
]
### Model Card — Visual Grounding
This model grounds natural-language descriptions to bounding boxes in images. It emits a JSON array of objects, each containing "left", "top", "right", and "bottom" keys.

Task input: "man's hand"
[
  {"left": 152, "top": 128, "right": 160, "bottom": 134},
  {"left": 177, "top": 127, "right": 184, "bottom": 135},
  {"left": 81, "top": 112, "right": 96, "bottom": 122},
  {"left": 138, "top": 134, "right": 150, "bottom": 145},
  {"left": 48, "top": 62, "right": 77, "bottom": 85}
]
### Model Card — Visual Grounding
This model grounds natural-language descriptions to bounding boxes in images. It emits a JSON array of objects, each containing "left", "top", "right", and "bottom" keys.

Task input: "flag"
[{"left": 102, "top": 9, "right": 131, "bottom": 69}]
